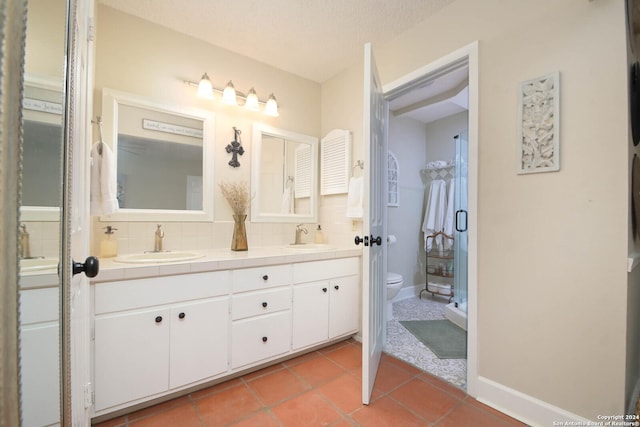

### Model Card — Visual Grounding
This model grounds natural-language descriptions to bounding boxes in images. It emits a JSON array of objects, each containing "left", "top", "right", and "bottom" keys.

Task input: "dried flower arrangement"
[{"left": 219, "top": 181, "right": 250, "bottom": 216}]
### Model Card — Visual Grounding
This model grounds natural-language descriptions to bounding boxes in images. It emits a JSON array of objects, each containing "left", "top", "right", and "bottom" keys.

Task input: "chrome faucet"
[
  {"left": 294, "top": 224, "right": 308, "bottom": 245},
  {"left": 19, "top": 224, "right": 31, "bottom": 259},
  {"left": 154, "top": 224, "right": 165, "bottom": 252}
]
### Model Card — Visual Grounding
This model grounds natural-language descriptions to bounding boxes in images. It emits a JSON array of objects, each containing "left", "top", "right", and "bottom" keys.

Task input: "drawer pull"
[
  {"left": 262, "top": 336, "right": 268, "bottom": 343},
  {"left": 322, "top": 287, "right": 327, "bottom": 293},
  {"left": 334, "top": 285, "right": 340, "bottom": 290},
  {"left": 262, "top": 302, "right": 268, "bottom": 308},
  {"left": 178, "top": 312, "right": 186, "bottom": 319},
  {"left": 155, "top": 316, "right": 163, "bottom": 323},
  {"left": 262, "top": 275, "right": 269, "bottom": 281}
]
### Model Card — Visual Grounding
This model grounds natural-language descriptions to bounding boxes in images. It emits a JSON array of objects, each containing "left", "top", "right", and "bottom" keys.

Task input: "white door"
[
  {"left": 64, "top": 0, "right": 96, "bottom": 424},
  {"left": 361, "top": 43, "right": 388, "bottom": 404}
]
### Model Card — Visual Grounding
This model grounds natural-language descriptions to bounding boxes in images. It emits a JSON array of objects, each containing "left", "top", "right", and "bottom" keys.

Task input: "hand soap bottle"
[
  {"left": 100, "top": 225, "right": 118, "bottom": 258},
  {"left": 314, "top": 225, "right": 324, "bottom": 244}
]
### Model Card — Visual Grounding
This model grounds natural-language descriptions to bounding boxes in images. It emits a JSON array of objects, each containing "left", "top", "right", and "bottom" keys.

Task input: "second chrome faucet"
[{"left": 154, "top": 224, "right": 165, "bottom": 252}]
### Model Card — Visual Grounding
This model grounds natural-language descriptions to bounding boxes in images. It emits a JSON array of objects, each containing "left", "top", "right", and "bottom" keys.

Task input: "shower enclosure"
[{"left": 446, "top": 130, "right": 468, "bottom": 330}]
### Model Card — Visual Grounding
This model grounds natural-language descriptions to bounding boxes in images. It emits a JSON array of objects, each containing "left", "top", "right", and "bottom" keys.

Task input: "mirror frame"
[
  {"left": 101, "top": 88, "right": 214, "bottom": 222},
  {"left": 251, "top": 123, "right": 318, "bottom": 223},
  {"left": 20, "top": 74, "right": 65, "bottom": 221}
]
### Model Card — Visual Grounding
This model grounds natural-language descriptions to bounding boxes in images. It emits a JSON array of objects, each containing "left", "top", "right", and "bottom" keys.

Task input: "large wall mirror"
[
  {"left": 101, "top": 89, "right": 214, "bottom": 221},
  {"left": 251, "top": 123, "right": 318, "bottom": 223}
]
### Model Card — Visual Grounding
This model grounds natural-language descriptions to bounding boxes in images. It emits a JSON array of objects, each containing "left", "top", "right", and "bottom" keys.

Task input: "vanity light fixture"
[{"left": 186, "top": 72, "right": 279, "bottom": 116}]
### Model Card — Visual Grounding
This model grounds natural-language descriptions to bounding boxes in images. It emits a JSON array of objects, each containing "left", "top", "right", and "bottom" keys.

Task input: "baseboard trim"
[
  {"left": 394, "top": 283, "right": 425, "bottom": 302},
  {"left": 475, "top": 376, "right": 591, "bottom": 427}
]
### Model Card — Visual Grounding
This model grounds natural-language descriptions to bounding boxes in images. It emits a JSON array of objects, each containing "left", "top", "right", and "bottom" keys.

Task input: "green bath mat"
[{"left": 399, "top": 320, "right": 467, "bottom": 359}]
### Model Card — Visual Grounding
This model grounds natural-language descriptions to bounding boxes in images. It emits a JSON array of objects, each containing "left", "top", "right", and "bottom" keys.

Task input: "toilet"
[{"left": 386, "top": 272, "right": 403, "bottom": 319}]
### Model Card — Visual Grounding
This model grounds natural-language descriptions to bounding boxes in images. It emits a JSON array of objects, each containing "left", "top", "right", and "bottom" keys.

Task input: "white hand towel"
[
  {"left": 421, "top": 180, "right": 446, "bottom": 251},
  {"left": 346, "top": 176, "right": 364, "bottom": 218},
  {"left": 443, "top": 180, "right": 455, "bottom": 250},
  {"left": 90, "top": 142, "right": 119, "bottom": 216}
]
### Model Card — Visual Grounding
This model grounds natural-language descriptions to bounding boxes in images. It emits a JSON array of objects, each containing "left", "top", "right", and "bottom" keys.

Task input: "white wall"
[{"left": 322, "top": 0, "right": 629, "bottom": 422}]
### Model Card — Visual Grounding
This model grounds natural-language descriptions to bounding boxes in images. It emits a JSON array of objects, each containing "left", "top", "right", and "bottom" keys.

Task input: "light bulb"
[
  {"left": 197, "top": 73, "right": 213, "bottom": 99},
  {"left": 245, "top": 87, "right": 260, "bottom": 111},
  {"left": 222, "top": 81, "right": 237, "bottom": 105},
  {"left": 265, "top": 93, "right": 279, "bottom": 117}
]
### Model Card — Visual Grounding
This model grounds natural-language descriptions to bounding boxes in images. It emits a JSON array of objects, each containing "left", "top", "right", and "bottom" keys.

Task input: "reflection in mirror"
[
  {"left": 101, "top": 89, "right": 214, "bottom": 221},
  {"left": 21, "top": 77, "right": 64, "bottom": 220},
  {"left": 252, "top": 124, "right": 318, "bottom": 223}
]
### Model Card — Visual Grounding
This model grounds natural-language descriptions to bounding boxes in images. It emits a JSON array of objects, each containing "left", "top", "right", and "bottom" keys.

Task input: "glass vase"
[{"left": 231, "top": 214, "right": 248, "bottom": 251}]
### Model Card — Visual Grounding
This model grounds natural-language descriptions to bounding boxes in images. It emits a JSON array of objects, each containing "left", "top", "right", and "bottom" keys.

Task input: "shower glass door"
[{"left": 453, "top": 131, "right": 468, "bottom": 312}]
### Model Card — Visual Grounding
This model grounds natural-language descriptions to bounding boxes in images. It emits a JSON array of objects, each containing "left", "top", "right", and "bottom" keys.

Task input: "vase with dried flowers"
[{"left": 219, "top": 181, "right": 250, "bottom": 251}]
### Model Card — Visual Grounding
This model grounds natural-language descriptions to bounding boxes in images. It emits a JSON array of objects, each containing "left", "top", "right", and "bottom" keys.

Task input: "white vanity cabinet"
[
  {"left": 93, "top": 271, "right": 230, "bottom": 412},
  {"left": 292, "top": 258, "right": 360, "bottom": 350},
  {"left": 230, "top": 265, "right": 292, "bottom": 369},
  {"left": 19, "top": 286, "right": 60, "bottom": 427}
]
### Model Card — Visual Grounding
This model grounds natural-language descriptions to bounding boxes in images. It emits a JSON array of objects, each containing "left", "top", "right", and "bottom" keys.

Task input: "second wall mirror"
[{"left": 251, "top": 123, "right": 318, "bottom": 223}]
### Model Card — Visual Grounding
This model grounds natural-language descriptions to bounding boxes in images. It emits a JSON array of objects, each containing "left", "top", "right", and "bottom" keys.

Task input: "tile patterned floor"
[
  {"left": 93, "top": 340, "right": 525, "bottom": 427},
  {"left": 385, "top": 296, "right": 467, "bottom": 389}
]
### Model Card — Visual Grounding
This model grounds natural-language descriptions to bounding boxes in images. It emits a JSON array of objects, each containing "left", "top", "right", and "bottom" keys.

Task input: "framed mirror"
[
  {"left": 101, "top": 88, "right": 214, "bottom": 221},
  {"left": 251, "top": 123, "right": 318, "bottom": 223},
  {"left": 20, "top": 75, "right": 64, "bottom": 221}
]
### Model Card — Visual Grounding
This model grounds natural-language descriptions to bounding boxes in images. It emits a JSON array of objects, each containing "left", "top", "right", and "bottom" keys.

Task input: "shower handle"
[{"left": 455, "top": 210, "right": 468, "bottom": 232}]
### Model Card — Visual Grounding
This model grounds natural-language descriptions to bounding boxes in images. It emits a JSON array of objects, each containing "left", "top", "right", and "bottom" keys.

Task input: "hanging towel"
[
  {"left": 443, "top": 180, "right": 455, "bottom": 250},
  {"left": 346, "top": 176, "right": 364, "bottom": 218},
  {"left": 90, "top": 142, "right": 119, "bottom": 216},
  {"left": 281, "top": 180, "right": 294, "bottom": 214},
  {"left": 421, "top": 180, "right": 446, "bottom": 251}
]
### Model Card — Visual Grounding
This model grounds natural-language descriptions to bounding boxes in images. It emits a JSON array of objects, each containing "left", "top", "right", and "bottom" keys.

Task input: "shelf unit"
[{"left": 420, "top": 231, "right": 454, "bottom": 302}]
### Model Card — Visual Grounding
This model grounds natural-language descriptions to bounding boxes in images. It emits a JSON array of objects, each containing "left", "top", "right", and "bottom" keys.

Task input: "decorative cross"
[{"left": 225, "top": 127, "right": 244, "bottom": 168}]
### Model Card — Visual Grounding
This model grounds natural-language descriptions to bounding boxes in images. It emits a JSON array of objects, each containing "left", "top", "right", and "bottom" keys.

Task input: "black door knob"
[
  {"left": 178, "top": 312, "right": 186, "bottom": 319},
  {"left": 72, "top": 256, "right": 99, "bottom": 278},
  {"left": 369, "top": 235, "right": 382, "bottom": 246},
  {"left": 354, "top": 236, "right": 363, "bottom": 245},
  {"left": 155, "top": 316, "right": 163, "bottom": 323}
]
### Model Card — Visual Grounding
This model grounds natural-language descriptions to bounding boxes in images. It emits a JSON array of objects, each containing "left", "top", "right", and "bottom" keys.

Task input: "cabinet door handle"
[
  {"left": 262, "top": 336, "right": 268, "bottom": 343},
  {"left": 322, "top": 287, "right": 327, "bottom": 293},
  {"left": 178, "top": 312, "right": 186, "bottom": 319},
  {"left": 262, "top": 302, "right": 268, "bottom": 308},
  {"left": 262, "top": 275, "right": 269, "bottom": 281},
  {"left": 334, "top": 285, "right": 340, "bottom": 290},
  {"left": 155, "top": 316, "right": 163, "bottom": 323}
]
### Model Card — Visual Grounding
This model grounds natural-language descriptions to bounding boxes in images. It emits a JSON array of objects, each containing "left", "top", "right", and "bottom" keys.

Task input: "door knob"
[
  {"left": 72, "top": 256, "right": 99, "bottom": 278},
  {"left": 369, "top": 235, "right": 382, "bottom": 246},
  {"left": 354, "top": 236, "right": 363, "bottom": 245}
]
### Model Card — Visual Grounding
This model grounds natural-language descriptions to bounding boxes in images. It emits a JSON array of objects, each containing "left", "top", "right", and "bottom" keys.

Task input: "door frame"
[{"left": 381, "top": 41, "right": 479, "bottom": 395}]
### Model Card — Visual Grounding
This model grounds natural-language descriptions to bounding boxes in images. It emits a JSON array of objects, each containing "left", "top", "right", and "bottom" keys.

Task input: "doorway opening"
[{"left": 379, "top": 45, "right": 477, "bottom": 392}]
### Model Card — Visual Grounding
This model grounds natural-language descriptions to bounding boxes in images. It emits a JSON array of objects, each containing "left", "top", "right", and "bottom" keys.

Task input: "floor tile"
[
  {"left": 317, "top": 373, "right": 363, "bottom": 414},
  {"left": 271, "top": 391, "right": 342, "bottom": 426},
  {"left": 92, "top": 416, "right": 126, "bottom": 427},
  {"left": 465, "top": 397, "right": 528, "bottom": 426},
  {"left": 436, "top": 401, "right": 519, "bottom": 427},
  {"left": 246, "top": 368, "right": 310, "bottom": 406},
  {"left": 282, "top": 350, "right": 322, "bottom": 367},
  {"left": 240, "top": 363, "right": 285, "bottom": 381},
  {"left": 389, "top": 377, "right": 460, "bottom": 422},
  {"left": 317, "top": 340, "right": 353, "bottom": 354},
  {"left": 229, "top": 410, "right": 280, "bottom": 427},
  {"left": 189, "top": 378, "right": 243, "bottom": 400},
  {"left": 290, "top": 354, "right": 346, "bottom": 386},
  {"left": 372, "top": 359, "right": 414, "bottom": 393},
  {"left": 127, "top": 395, "right": 191, "bottom": 422},
  {"left": 419, "top": 372, "right": 467, "bottom": 400},
  {"left": 381, "top": 352, "right": 422, "bottom": 376},
  {"left": 194, "top": 383, "right": 262, "bottom": 426},
  {"left": 351, "top": 396, "right": 425, "bottom": 427},
  {"left": 325, "top": 344, "right": 362, "bottom": 371},
  {"left": 128, "top": 402, "right": 201, "bottom": 427}
]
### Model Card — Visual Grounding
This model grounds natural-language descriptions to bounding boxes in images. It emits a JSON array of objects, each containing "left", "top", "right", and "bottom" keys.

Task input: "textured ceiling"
[{"left": 98, "top": 0, "right": 455, "bottom": 83}]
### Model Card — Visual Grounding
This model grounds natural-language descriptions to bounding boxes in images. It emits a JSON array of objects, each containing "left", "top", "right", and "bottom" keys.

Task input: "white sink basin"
[
  {"left": 283, "top": 243, "right": 335, "bottom": 252},
  {"left": 113, "top": 251, "right": 204, "bottom": 264},
  {"left": 20, "top": 257, "right": 58, "bottom": 273}
]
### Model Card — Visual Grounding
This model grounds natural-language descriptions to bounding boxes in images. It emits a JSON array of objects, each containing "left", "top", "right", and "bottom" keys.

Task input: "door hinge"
[
  {"left": 87, "top": 17, "right": 95, "bottom": 42},
  {"left": 84, "top": 382, "right": 94, "bottom": 408}
]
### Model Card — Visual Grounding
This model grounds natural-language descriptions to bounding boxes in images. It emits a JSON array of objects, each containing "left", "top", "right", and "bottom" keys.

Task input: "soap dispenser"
[
  {"left": 314, "top": 225, "right": 324, "bottom": 244},
  {"left": 100, "top": 225, "right": 118, "bottom": 258}
]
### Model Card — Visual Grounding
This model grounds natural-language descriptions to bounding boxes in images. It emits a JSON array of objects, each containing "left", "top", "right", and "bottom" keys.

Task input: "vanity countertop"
[{"left": 93, "top": 245, "right": 362, "bottom": 283}]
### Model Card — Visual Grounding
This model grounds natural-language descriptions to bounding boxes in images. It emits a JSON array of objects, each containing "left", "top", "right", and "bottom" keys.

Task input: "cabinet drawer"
[
  {"left": 292, "top": 257, "right": 359, "bottom": 284},
  {"left": 231, "top": 311, "right": 291, "bottom": 368},
  {"left": 232, "top": 264, "right": 291, "bottom": 293},
  {"left": 95, "top": 270, "right": 230, "bottom": 314},
  {"left": 232, "top": 287, "right": 291, "bottom": 320},
  {"left": 19, "top": 287, "right": 59, "bottom": 325}
]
